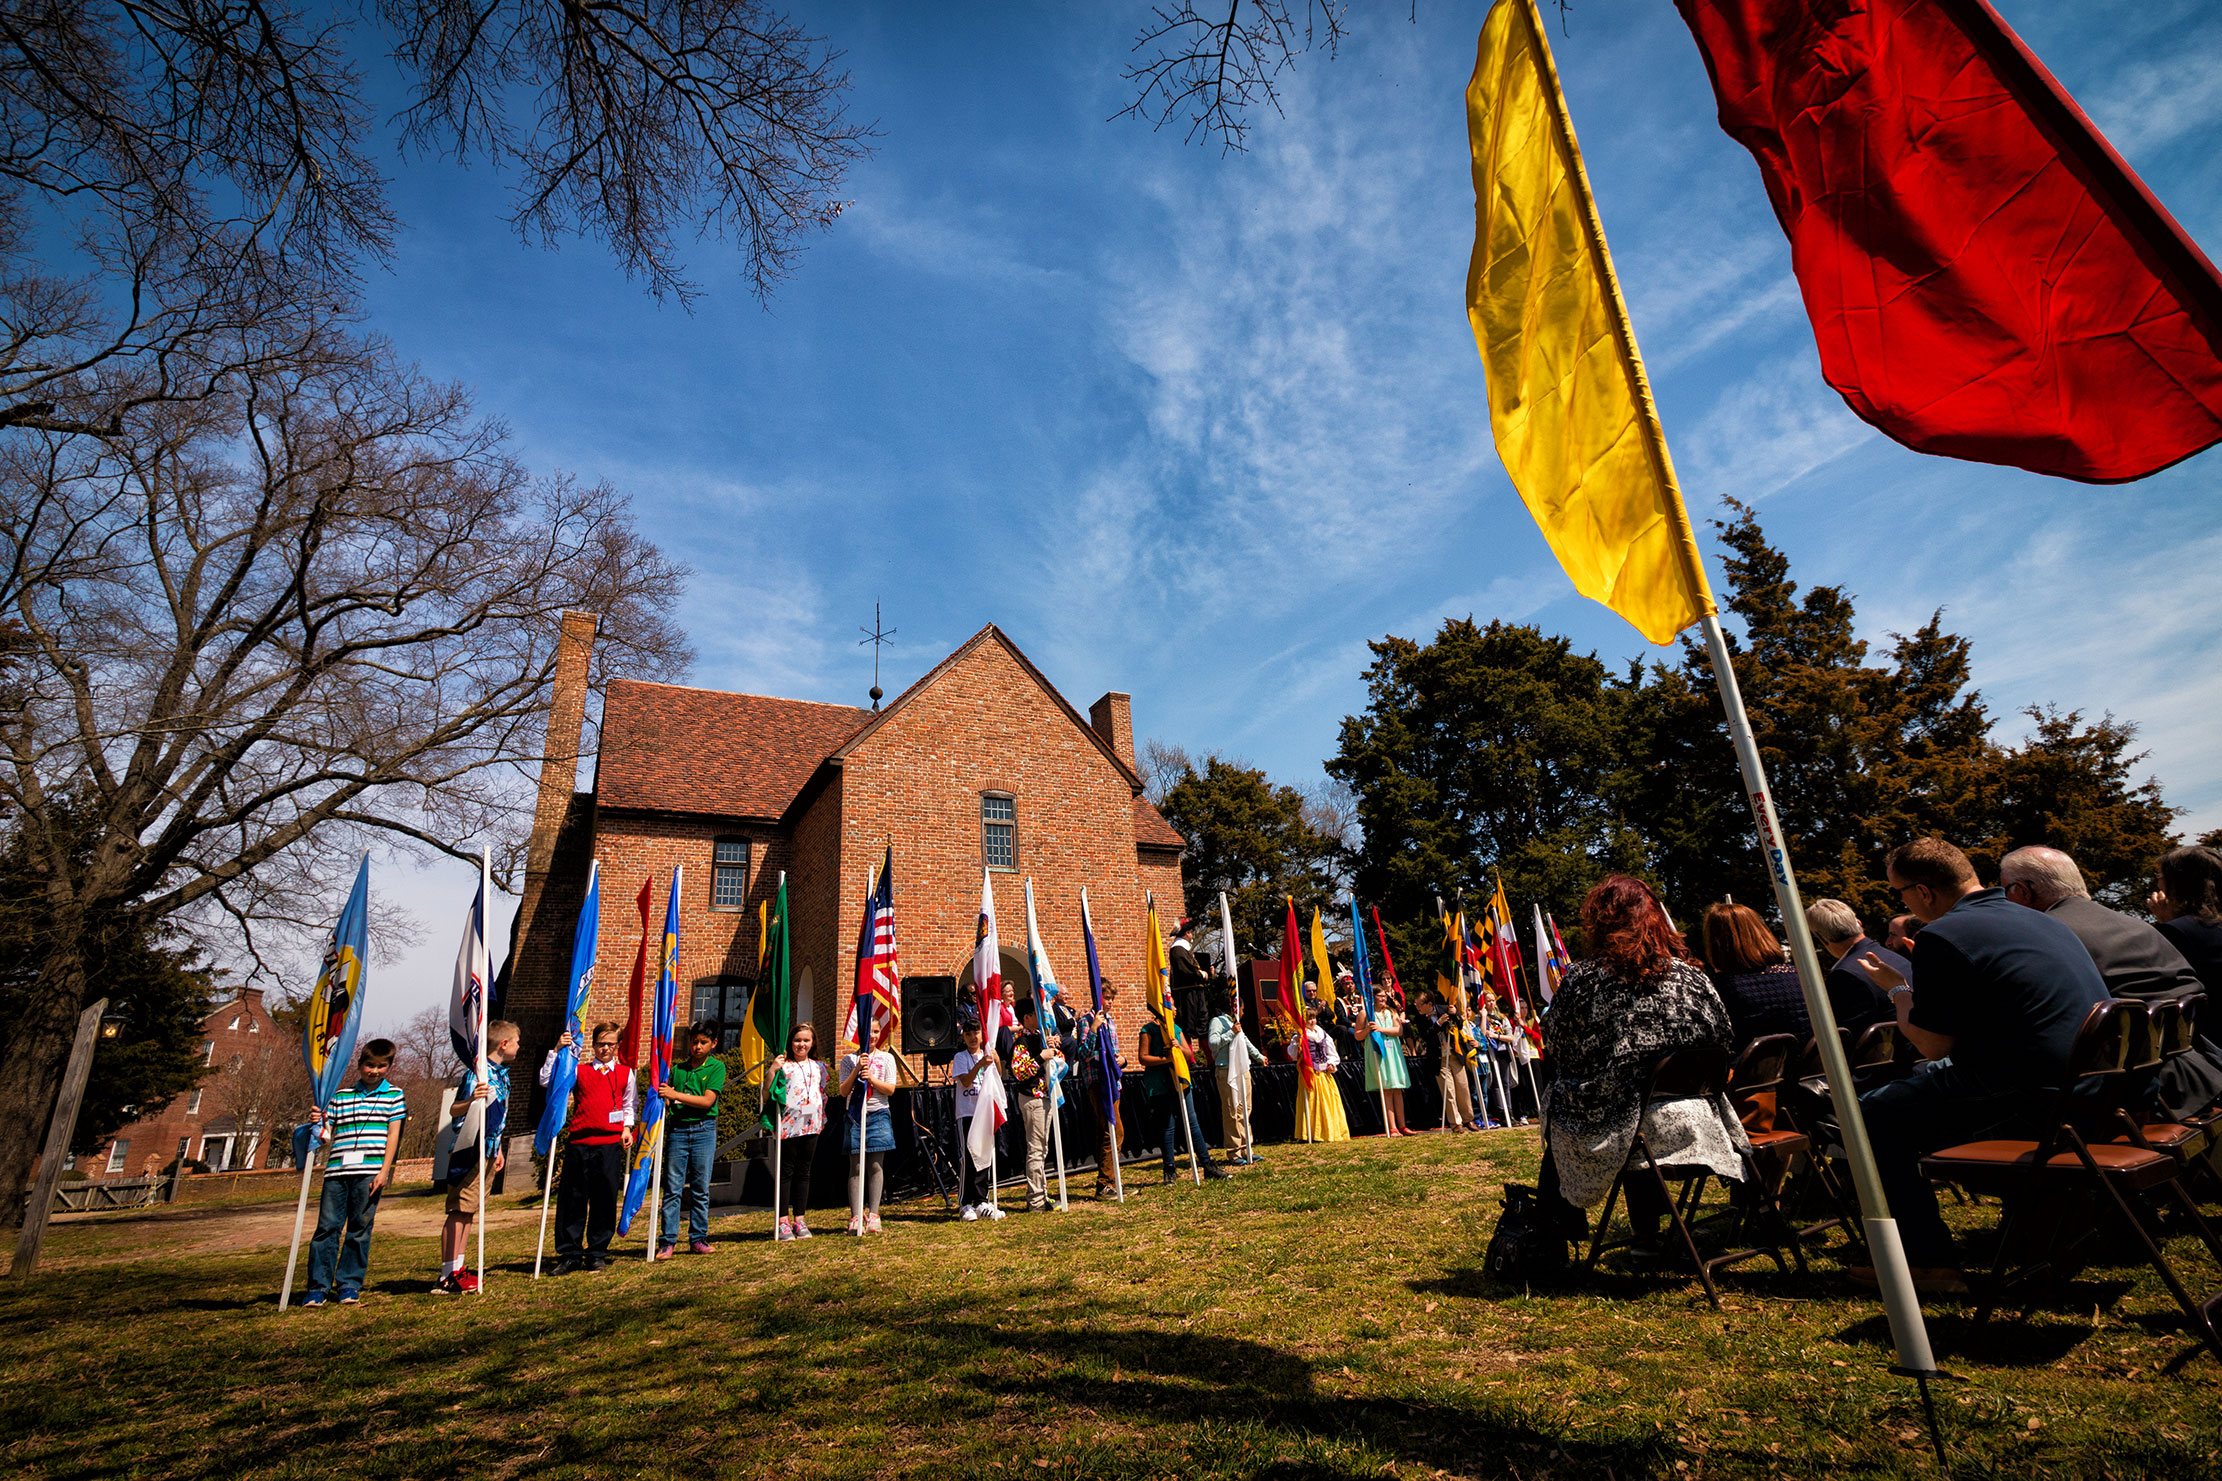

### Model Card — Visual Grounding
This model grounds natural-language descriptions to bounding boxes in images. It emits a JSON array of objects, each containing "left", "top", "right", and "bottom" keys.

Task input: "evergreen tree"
[
  {"left": 1158, "top": 757, "right": 1346, "bottom": 961},
  {"left": 1328, "top": 619, "right": 1649, "bottom": 971}
]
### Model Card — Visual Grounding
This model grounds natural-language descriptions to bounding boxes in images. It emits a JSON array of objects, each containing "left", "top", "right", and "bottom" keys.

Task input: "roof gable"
[{"left": 826, "top": 625, "right": 1143, "bottom": 790}]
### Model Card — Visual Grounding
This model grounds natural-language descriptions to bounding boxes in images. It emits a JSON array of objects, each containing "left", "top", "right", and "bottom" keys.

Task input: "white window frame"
[
  {"left": 104, "top": 1140, "right": 129, "bottom": 1174},
  {"left": 187, "top": 1088, "right": 203, "bottom": 1115}
]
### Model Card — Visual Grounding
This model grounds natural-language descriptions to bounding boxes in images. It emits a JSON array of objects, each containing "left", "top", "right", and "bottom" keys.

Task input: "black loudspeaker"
[{"left": 902, "top": 976, "right": 960, "bottom": 1063}]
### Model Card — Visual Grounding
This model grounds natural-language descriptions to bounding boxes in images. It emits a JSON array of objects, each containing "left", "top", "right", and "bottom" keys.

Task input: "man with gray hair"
[
  {"left": 1999, "top": 846, "right": 2202, "bottom": 1001},
  {"left": 2000, "top": 844, "right": 2222, "bottom": 1120},
  {"left": 1802, "top": 898, "right": 1904, "bottom": 1035}
]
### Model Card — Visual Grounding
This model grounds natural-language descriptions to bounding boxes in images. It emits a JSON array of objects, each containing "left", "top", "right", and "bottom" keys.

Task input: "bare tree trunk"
[{"left": 0, "top": 938, "right": 90, "bottom": 1248}]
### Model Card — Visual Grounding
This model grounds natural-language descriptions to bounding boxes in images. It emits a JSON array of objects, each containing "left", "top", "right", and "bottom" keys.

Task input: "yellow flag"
[
  {"left": 1144, "top": 893, "right": 1190, "bottom": 1087},
  {"left": 1465, "top": 0, "right": 1715, "bottom": 646}
]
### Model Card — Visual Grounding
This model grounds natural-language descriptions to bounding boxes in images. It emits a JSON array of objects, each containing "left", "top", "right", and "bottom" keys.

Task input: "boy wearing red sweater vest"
[{"left": 540, "top": 1020, "right": 637, "bottom": 1274}]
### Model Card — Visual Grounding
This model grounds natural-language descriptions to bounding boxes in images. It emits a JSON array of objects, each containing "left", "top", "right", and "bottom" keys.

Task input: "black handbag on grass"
[{"left": 1483, "top": 1183, "right": 1569, "bottom": 1285}]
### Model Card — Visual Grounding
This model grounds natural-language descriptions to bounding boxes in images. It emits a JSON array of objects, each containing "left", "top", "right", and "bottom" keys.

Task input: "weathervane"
[{"left": 859, "top": 602, "right": 895, "bottom": 710}]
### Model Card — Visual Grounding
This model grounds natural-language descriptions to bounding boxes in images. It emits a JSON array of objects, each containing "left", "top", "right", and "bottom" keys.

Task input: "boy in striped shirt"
[{"left": 301, "top": 1039, "right": 407, "bottom": 1308}]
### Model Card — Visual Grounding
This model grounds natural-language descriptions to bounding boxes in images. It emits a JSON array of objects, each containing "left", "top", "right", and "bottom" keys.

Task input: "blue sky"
[{"left": 359, "top": 0, "right": 2222, "bottom": 1032}]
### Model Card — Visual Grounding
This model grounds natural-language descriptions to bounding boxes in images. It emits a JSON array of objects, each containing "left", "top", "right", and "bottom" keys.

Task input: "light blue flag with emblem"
[{"left": 535, "top": 860, "right": 601, "bottom": 1157}]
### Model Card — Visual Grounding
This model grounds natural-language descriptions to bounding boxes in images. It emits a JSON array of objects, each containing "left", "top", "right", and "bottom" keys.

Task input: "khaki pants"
[
  {"left": 1438, "top": 1058, "right": 1476, "bottom": 1129},
  {"left": 1216, "top": 1068, "right": 1255, "bottom": 1161},
  {"left": 1020, "top": 1095, "right": 1054, "bottom": 1209},
  {"left": 1095, "top": 1094, "right": 1121, "bottom": 1193}
]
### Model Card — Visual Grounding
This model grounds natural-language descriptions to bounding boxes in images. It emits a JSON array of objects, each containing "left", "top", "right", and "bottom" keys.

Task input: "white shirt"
[
  {"left": 1292, "top": 1023, "right": 1341, "bottom": 1073},
  {"left": 839, "top": 1050, "right": 896, "bottom": 1115},
  {"left": 953, "top": 1048, "right": 987, "bottom": 1118}
]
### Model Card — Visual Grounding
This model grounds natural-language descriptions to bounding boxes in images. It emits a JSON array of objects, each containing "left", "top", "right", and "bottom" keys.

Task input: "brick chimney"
[
  {"left": 1088, "top": 691, "right": 1137, "bottom": 776},
  {"left": 525, "top": 611, "right": 599, "bottom": 882}
]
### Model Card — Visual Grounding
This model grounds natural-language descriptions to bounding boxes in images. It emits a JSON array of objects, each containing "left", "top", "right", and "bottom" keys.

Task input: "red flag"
[
  {"left": 619, "top": 877, "right": 652, "bottom": 1065},
  {"left": 1281, "top": 897, "right": 1316, "bottom": 1083},
  {"left": 1676, "top": 0, "right": 2222, "bottom": 483}
]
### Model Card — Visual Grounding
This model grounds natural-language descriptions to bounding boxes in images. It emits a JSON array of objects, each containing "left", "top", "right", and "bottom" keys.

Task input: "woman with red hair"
[{"left": 1537, "top": 876, "right": 1748, "bottom": 1241}]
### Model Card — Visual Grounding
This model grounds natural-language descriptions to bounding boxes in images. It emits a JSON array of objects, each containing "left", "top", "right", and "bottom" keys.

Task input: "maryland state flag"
[
  {"left": 302, "top": 857, "right": 372, "bottom": 1113},
  {"left": 1434, "top": 901, "right": 1465, "bottom": 1017},
  {"left": 1144, "top": 892, "right": 1190, "bottom": 1088}
]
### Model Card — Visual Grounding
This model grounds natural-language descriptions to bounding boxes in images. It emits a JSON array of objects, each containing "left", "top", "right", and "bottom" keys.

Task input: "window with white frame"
[
  {"left": 982, "top": 793, "right": 1017, "bottom": 870},
  {"left": 105, "top": 1140, "right": 129, "bottom": 1174},
  {"left": 202, "top": 1039, "right": 215, "bottom": 1066},
  {"left": 711, "top": 837, "right": 749, "bottom": 911},
  {"left": 187, "top": 1088, "right": 203, "bottom": 1115}
]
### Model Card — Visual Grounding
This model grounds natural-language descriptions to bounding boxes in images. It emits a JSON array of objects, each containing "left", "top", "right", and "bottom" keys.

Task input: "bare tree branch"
[{"left": 1112, "top": 0, "right": 1346, "bottom": 154}]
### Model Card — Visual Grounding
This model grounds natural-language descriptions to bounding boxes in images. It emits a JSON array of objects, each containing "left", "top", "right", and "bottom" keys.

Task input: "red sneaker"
[
  {"left": 429, "top": 1274, "right": 460, "bottom": 1296},
  {"left": 454, "top": 1271, "right": 482, "bottom": 1295},
  {"left": 689, "top": 1240, "right": 713, "bottom": 1255}
]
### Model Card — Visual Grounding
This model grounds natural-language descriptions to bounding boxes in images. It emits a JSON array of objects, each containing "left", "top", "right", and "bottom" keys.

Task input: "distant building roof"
[{"left": 596, "top": 680, "right": 873, "bottom": 820}]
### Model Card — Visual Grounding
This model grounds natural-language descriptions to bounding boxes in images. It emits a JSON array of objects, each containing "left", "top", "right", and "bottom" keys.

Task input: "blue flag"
[
  {"left": 619, "top": 868, "right": 681, "bottom": 1236},
  {"left": 535, "top": 860, "right": 601, "bottom": 1158},
  {"left": 1352, "top": 898, "right": 1387, "bottom": 1067},
  {"left": 1081, "top": 888, "right": 1119, "bottom": 1119},
  {"left": 302, "top": 858, "right": 372, "bottom": 1113}
]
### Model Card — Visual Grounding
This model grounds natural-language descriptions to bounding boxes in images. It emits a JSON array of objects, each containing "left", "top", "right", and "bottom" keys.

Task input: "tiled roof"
[
  {"left": 596, "top": 680, "right": 873, "bottom": 820},
  {"left": 1135, "top": 797, "right": 1186, "bottom": 851}
]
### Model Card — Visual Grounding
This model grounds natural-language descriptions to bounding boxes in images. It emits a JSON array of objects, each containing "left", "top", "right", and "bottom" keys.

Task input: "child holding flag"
[
  {"left": 656, "top": 1020, "right": 727, "bottom": 1258},
  {"left": 951, "top": 1006, "right": 1001, "bottom": 1220},
  {"left": 436, "top": 1020, "right": 519, "bottom": 1295},
  {"left": 299, "top": 1038, "right": 405, "bottom": 1307},
  {"left": 540, "top": 1021, "right": 636, "bottom": 1272},
  {"left": 839, "top": 1024, "right": 898, "bottom": 1233},
  {"left": 770, "top": 1022, "right": 825, "bottom": 1241}
]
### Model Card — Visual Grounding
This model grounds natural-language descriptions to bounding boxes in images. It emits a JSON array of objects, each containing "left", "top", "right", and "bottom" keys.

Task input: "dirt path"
[{"left": 37, "top": 1189, "right": 550, "bottom": 1268}]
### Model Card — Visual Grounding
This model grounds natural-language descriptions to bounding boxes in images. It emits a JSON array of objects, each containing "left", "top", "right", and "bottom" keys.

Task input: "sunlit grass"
[{"left": 3, "top": 1131, "right": 2218, "bottom": 1478}]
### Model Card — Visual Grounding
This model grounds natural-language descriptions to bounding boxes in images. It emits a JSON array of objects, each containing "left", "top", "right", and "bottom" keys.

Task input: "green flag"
[{"left": 738, "top": 873, "right": 792, "bottom": 1106}]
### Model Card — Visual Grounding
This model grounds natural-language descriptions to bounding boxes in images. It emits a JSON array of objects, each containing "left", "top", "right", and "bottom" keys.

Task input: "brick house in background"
[
  {"left": 80, "top": 987, "right": 282, "bottom": 1179},
  {"left": 503, "top": 618, "right": 1186, "bottom": 1114}
]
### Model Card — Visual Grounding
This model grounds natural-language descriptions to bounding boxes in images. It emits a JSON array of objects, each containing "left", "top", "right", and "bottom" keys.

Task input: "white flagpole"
[
  {"left": 1051, "top": 1093, "right": 1069, "bottom": 1211},
  {"left": 532, "top": 1149, "right": 555, "bottom": 1277},
  {"left": 278, "top": 1129, "right": 319, "bottom": 1309},
  {"left": 474, "top": 846, "right": 489, "bottom": 1294}
]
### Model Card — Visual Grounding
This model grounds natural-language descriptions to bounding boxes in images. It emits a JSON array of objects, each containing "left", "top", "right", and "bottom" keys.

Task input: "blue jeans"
[
  {"left": 305, "top": 1174, "right": 382, "bottom": 1296},
  {"left": 1859, "top": 1062, "right": 2037, "bottom": 1266},
  {"left": 1157, "top": 1088, "right": 1217, "bottom": 1174},
  {"left": 659, "top": 1121, "right": 717, "bottom": 1246}
]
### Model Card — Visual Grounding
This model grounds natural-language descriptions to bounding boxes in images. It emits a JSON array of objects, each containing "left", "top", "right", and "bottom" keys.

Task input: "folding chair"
[
  {"left": 1917, "top": 1000, "right": 2222, "bottom": 1364},
  {"left": 1849, "top": 1021, "right": 1914, "bottom": 1090},
  {"left": 1697, "top": 1033, "right": 1810, "bottom": 1276},
  {"left": 2111, "top": 997, "right": 2219, "bottom": 1198},
  {"left": 1584, "top": 1045, "right": 1783, "bottom": 1310}
]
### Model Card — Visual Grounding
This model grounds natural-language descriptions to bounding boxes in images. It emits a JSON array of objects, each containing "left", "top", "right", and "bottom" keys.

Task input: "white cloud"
[
  {"left": 1679, "top": 350, "right": 1874, "bottom": 498},
  {"left": 2087, "top": 32, "right": 2222, "bottom": 157}
]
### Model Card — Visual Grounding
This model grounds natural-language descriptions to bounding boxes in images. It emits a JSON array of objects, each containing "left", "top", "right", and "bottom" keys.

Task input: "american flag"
[{"left": 845, "top": 848, "right": 901, "bottom": 1053}]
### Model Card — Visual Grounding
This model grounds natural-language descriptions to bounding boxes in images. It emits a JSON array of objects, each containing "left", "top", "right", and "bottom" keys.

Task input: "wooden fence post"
[{"left": 9, "top": 1000, "right": 108, "bottom": 1278}]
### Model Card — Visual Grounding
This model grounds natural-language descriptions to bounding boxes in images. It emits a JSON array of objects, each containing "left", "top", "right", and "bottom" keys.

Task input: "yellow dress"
[{"left": 1291, "top": 1029, "right": 1351, "bottom": 1142}]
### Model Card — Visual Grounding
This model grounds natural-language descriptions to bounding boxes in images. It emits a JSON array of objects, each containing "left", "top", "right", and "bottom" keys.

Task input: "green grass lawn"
[{"left": 3, "top": 1132, "right": 2218, "bottom": 1479}]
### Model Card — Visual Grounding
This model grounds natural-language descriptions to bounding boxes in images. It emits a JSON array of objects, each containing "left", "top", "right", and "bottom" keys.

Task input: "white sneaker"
[
  {"left": 985, "top": 1205, "right": 1007, "bottom": 1222},
  {"left": 959, "top": 1204, "right": 979, "bottom": 1222}
]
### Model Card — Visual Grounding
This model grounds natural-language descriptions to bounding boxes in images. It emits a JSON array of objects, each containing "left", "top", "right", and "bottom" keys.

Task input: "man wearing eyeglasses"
[{"left": 1849, "top": 836, "right": 2106, "bottom": 1289}]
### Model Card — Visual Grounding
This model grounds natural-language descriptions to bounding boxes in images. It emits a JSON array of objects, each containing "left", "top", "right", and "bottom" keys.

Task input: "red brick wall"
[{"left": 826, "top": 635, "right": 1170, "bottom": 1064}]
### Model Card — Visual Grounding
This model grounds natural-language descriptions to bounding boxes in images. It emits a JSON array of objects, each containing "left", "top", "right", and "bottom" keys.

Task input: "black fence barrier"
[{"left": 730, "top": 1047, "right": 1534, "bottom": 1214}]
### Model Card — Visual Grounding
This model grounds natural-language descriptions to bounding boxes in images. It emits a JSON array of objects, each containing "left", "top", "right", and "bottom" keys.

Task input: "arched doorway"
[{"left": 955, "top": 947, "right": 1034, "bottom": 1011}]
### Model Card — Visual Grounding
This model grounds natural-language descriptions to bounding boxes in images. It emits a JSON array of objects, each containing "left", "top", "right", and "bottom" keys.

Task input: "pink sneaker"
[
  {"left": 775, "top": 1217, "right": 794, "bottom": 1242},
  {"left": 864, "top": 1211, "right": 882, "bottom": 1234},
  {"left": 690, "top": 1240, "right": 713, "bottom": 1255}
]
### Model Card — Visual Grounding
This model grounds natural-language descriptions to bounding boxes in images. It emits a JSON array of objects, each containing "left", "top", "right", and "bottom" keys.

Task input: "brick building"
[
  {"left": 503, "top": 618, "right": 1187, "bottom": 1107},
  {"left": 81, "top": 987, "right": 282, "bottom": 1179}
]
